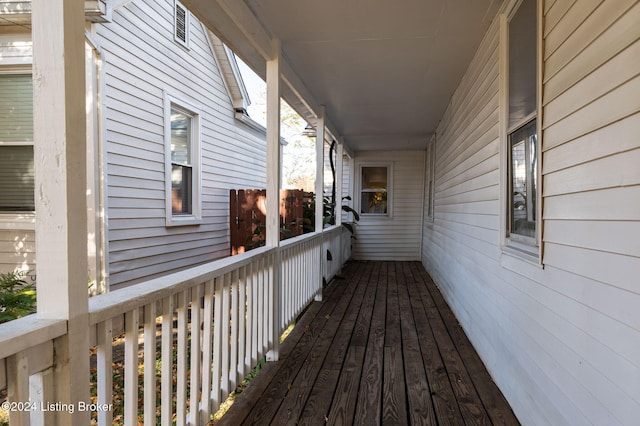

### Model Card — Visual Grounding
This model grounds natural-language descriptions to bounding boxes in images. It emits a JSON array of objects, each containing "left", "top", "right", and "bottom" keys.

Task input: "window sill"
[
  {"left": 166, "top": 216, "right": 202, "bottom": 227},
  {"left": 359, "top": 214, "right": 392, "bottom": 221},
  {"left": 501, "top": 239, "right": 542, "bottom": 271}
]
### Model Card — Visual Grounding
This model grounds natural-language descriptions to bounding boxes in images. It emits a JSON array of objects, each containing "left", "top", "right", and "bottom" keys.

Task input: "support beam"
[
  {"left": 280, "top": 59, "right": 347, "bottom": 154},
  {"left": 32, "top": 0, "right": 90, "bottom": 423},
  {"left": 265, "top": 39, "right": 281, "bottom": 360},
  {"left": 216, "top": 0, "right": 274, "bottom": 60}
]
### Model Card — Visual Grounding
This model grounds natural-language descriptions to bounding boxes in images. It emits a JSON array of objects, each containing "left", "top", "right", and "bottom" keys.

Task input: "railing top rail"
[
  {"left": 280, "top": 230, "right": 323, "bottom": 249},
  {"left": 90, "top": 225, "right": 346, "bottom": 325},
  {"left": 89, "top": 245, "right": 273, "bottom": 325},
  {"left": 323, "top": 224, "right": 342, "bottom": 234},
  {"left": 280, "top": 225, "right": 343, "bottom": 247},
  {"left": 0, "top": 316, "right": 67, "bottom": 360}
]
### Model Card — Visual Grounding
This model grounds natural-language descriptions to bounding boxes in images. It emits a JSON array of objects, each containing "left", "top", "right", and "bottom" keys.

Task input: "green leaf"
[{"left": 341, "top": 205, "right": 360, "bottom": 221}]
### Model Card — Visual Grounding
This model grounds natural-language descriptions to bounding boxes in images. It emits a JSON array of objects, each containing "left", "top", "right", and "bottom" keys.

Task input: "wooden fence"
[{"left": 230, "top": 189, "right": 312, "bottom": 255}]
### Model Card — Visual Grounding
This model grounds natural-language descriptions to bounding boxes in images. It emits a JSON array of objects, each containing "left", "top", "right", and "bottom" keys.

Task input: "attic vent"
[{"left": 174, "top": 1, "right": 189, "bottom": 47}]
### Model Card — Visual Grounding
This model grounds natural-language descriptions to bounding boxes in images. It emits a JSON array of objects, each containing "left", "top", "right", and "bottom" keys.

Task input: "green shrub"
[{"left": 0, "top": 271, "right": 36, "bottom": 324}]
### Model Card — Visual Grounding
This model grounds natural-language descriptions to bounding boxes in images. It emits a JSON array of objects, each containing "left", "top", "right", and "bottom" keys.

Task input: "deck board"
[{"left": 219, "top": 261, "right": 520, "bottom": 425}]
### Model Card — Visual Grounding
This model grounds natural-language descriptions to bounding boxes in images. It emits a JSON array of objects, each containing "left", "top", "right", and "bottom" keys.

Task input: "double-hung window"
[
  {"left": 0, "top": 73, "right": 34, "bottom": 213},
  {"left": 165, "top": 94, "right": 201, "bottom": 225},
  {"left": 359, "top": 165, "right": 390, "bottom": 215},
  {"left": 506, "top": 0, "right": 538, "bottom": 249}
]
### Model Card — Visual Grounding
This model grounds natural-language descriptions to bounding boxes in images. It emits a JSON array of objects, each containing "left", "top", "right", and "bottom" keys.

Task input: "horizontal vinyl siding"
[
  {"left": 422, "top": 3, "right": 640, "bottom": 424},
  {"left": 0, "top": 229, "right": 34, "bottom": 274},
  {"left": 341, "top": 156, "right": 354, "bottom": 223},
  {"left": 0, "top": 32, "right": 31, "bottom": 66},
  {"left": 540, "top": 2, "right": 640, "bottom": 422},
  {"left": 97, "top": 0, "right": 265, "bottom": 287},
  {"left": 353, "top": 151, "right": 424, "bottom": 261}
]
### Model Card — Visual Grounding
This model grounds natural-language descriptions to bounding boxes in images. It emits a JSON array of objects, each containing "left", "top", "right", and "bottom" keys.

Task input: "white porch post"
[
  {"left": 265, "top": 38, "right": 281, "bottom": 361},
  {"left": 32, "top": 0, "right": 90, "bottom": 424},
  {"left": 314, "top": 109, "right": 325, "bottom": 301},
  {"left": 335, "top": 141, "right": 344, "bottom": 267},
  {"left": 335, "top": 141, "right": 344, "bottom": 228}
]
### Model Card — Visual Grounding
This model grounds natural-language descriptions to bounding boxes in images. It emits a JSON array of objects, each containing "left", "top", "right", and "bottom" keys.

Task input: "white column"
[
  {"left": 32, "top": 0, "right": 90, "bottom": 423},
  {"left": 335, "top": 142, "right": 344, "bottom": 268},
  {"left": 265, "top": 40, "right": 281, "bottom": 248},
  {"left": 314, "top": 110, "right": 325, "bottom": 233},
  {"left": 335, "top": 142, "right": 344, "bottom": 227},
  {"left": 314, "top": 110, "right": 325, "bottom": 301},
  {"left": 265, "top": 39, "right": 281, "bottom": 360}
]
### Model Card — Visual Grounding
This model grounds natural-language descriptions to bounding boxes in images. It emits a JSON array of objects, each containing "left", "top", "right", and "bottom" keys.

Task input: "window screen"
[
  {"left": 0, "top": 74, "right": 34, "bottom": 211},
  {"left": 0, "top": 74, "right": 33, "bottom": 142}
]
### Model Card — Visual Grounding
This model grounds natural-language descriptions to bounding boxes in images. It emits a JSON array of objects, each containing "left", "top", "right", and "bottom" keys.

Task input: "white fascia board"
[
  {"left": 205, "top": 28, "right": 250, "bottom": 111},
  {"left": 0, "top": 1, "right": 111, "bottom": 22},
  {"left": 224, "top": 44, "right": 251, "bottom": 109}
]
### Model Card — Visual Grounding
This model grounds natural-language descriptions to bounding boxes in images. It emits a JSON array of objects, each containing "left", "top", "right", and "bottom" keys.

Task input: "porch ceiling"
[{"left": 184, "top": 0, "right": 501, "bottom": 152}]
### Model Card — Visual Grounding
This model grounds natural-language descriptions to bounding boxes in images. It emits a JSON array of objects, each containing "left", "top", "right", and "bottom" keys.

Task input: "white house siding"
[
  {"left": 0, "top": 32, "right": 31, "bottom": 67},
  {"left": 341, "top": 155, "right": 354, "bottom": 223},
  {"left": 0, "top": 228, "right": 34, "bottom": 275},
  {"left": 353, "top": 151, "right": 424, "bottom": 261},
  {"left": 95, "top": 0, "right": 266, "bottom": 287},
  {"left": 421, "top": 2, "right": 640, "bottom": 425}
]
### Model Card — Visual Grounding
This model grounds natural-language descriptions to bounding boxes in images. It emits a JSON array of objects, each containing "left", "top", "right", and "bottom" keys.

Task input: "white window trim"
[
  {"left": 499, "top": 0, "right": 544, "bottom": 265},
  {"left": 356, "top": 162, "right": 393, "bottom": 218},
  {"left": 174, "top": 0, "right": 190, "bottom": 49},
  {"left": 425, "top": 134, "right": 436, "bottom": 223},
  {"left": 164, "top": 91, "right": 202, "bottom": 226}
]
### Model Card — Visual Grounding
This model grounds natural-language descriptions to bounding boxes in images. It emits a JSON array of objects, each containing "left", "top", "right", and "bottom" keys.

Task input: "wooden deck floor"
[{"left": 218, "top": 261, "right": 519, "bottom": 425}]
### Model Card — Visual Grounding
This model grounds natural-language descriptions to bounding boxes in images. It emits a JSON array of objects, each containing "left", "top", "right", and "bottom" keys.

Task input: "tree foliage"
[{"left": 0, "top": 271, "right": 36, "bottom": 323}]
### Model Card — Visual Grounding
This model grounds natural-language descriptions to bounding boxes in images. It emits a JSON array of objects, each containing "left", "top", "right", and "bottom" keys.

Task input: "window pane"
[
  {"left": 0, "top": 146, "right": 34, "bottom": 211},
  {"left": 362, "top": 166, "right": 387, "bottom": 190},
  {"left": 360, "top": 166, "right": 388, "bottom": 214},
  {"left": 510, "top": 120, "right": 537, "bottom": 238},
  {"left": 361, "top": 191, "right": 387, "bottom": 214},
  {"left": 171, "top": 164, "right": 192, "bottom": 214},
  {"left": 0, "top": 74, "right": 33, "bottom": 142},
  {"left": 171, "top": 109, "right": 191, "bottom": 165},
  {"left": 508, "top": 0, "right": 536, "bottom": 129}
]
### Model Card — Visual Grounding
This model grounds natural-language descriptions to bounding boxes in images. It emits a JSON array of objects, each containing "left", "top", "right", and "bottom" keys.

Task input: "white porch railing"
[{"left": 0, "top": 226, "right": 351, "bottom": 425}]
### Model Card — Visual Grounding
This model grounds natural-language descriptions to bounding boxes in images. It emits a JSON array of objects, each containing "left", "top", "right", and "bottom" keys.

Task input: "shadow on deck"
[{"left": 218, "top": 261, "right": 519, "bottom": 425}]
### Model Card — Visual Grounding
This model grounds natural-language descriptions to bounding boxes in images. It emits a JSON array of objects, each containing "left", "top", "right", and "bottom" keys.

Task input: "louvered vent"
[{"left": 175, "top": 2, "right": 188, "bottom": 45}]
